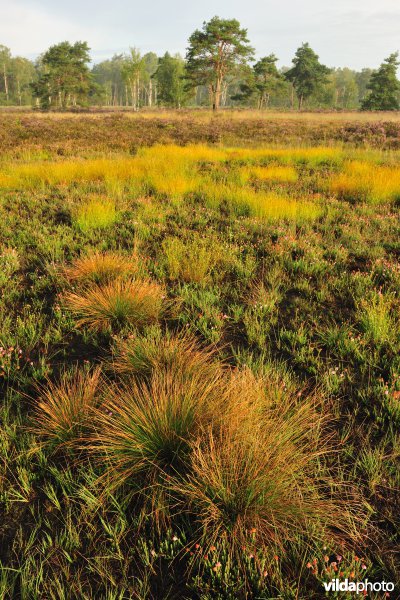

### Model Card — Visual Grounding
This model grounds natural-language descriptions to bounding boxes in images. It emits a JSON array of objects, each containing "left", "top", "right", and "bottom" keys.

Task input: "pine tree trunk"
[{"left": 214, "top": 77, "right": 222, "bottom": 111}]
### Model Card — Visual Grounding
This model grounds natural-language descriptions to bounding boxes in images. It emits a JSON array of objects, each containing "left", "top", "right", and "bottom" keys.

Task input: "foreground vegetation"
[{"left": 0, "top": 116, "right": 399, "bottom": 598}]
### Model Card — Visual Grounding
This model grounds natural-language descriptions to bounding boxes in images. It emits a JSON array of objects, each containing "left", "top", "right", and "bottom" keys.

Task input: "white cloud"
[
  {"left": 0, "top": 0, "right": 104, "bottom": 57},
  {"left": 0, "top": 0, "right": 399, "bottom": 69}
]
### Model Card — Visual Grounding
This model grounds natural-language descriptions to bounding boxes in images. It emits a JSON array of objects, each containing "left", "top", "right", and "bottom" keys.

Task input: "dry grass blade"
[{"left": 32, "top": 366, "right": 102, "bottom": 449}]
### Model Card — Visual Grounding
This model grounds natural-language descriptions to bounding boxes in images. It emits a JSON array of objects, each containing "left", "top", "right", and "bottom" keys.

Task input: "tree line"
[{"left": 0, "top": 16, "right": 399, "bottom": 111}]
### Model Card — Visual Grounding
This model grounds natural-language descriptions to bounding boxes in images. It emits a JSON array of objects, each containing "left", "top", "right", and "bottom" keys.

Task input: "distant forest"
[{"left": 0, "top": 16, "right": 399, "bottom": 111}]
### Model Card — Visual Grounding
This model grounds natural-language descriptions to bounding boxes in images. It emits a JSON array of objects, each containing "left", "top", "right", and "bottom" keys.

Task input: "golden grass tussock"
[
  {"left": 85, "top": 359, "right": 362, "bottom": 546},
  {"left": 63, "top": 251, "right": 140, "bottom": 285},
  {"left": 32, "top": 366, "right": 102, "bottom": 448},
  {"left": 111, "top": 327, "right": 220, "bottom": 380},
  {"left": 173, "top": 371, "right": 361, "bottom": 558},
  {"left": 329, "top": 160, "right": 400, "bottom": 203},
  {"left": 64, "top": 277, "right": 165, "bottom": 332}
]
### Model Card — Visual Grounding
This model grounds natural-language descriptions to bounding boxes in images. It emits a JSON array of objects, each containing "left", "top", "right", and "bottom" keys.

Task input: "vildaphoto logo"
[{"left": 322, "top": 578, "right": 395, "bottom": 595}]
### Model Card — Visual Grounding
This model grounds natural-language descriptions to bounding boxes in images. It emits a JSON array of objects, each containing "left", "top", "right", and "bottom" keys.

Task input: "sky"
[{"left": 0, "top": 0, "right": 399, "bottom": 70}]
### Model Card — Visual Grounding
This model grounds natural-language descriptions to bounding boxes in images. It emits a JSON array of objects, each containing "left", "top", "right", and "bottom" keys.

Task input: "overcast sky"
[{"left": 1, "top": 0, "right": 399, "bottom": 70}]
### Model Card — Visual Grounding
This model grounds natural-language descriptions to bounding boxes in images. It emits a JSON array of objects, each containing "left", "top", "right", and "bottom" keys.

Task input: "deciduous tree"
[
  {"left": 233, "top": 54, "right": 284, "bottom": 108},
  {"left": 154, "top": 52, "right": 189, "bottom": 108},
  {"left": 121, "top": 48, "right": 145, "bottom": 110},
  {"left": 0, "top": 45, "right": 11, "bottom": 103}
]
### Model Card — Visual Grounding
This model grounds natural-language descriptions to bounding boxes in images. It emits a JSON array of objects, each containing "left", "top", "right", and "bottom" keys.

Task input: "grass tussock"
[
  {"left": 90, "top": 365, "right": 225, "bottom": 503},
  {"left": 174, "top": 378, "right": 359, "bottom": 559},
  {"left": 32, "top": 366, "right": 101, "bottom": 448},
  {"left": 111, "top": 327, "right": 220, "bottom": 380},
  {"left": 64, "top": 278, "right": 165, "bottom": 332},
  {"left": 63, "top": 250, "right": 140, "bottom": 285}
]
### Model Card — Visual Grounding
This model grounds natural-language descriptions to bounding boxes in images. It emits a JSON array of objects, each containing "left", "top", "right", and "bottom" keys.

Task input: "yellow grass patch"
[
  {"left": 203, "top": 182, "right": 321, "bottom": 221},
  {"left": 329, "top": 161, "right": 400, "bottom": 203},
  {"left": 75, "top": 197, "right": 117, "bottom": 231},
  {"left": 247, "top": 165, "right": 298, "bottom": 183},
  {"left": 0, "top": 144, "right": 339, "bottom": 222}
]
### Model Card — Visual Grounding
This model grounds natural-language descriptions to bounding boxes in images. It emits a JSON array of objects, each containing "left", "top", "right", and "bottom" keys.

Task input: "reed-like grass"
[{"left": 64, "top": 278, "right": 165, "bottom": 332}]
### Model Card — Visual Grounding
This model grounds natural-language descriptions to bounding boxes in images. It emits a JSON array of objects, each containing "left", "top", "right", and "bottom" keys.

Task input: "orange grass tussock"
[{"left": 64, "top": 278, "right": 166, "bottom": 332}]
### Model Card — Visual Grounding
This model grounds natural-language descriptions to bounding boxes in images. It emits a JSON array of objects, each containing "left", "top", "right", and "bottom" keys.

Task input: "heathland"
[{"left": 0, "top": 111, "right": 399, "bottom": 598}]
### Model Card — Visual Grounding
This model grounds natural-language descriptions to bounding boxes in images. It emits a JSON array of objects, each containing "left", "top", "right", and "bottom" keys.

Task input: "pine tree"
[
  {"left": 361, "top": 53, "right": 400, "bottom": 111},
  {"left": 185, "top": 16, "right": 254, "bottom": 110},
  {"left": 32, "top": 41, "right": 91, "bottom": 109},
  {"left": 285, "top": 43, "right": 330, "bottom": 109}
]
